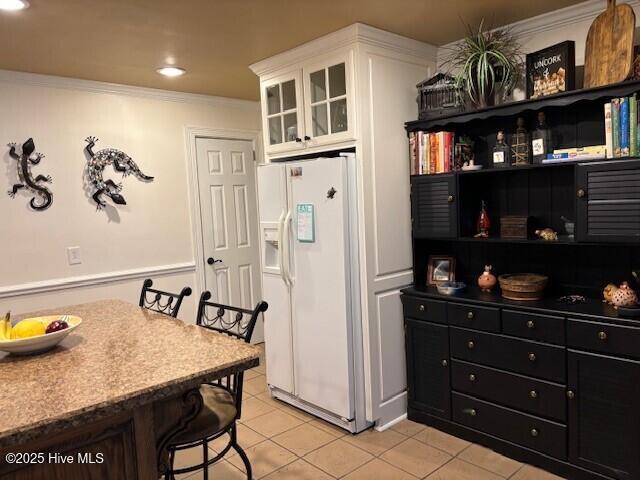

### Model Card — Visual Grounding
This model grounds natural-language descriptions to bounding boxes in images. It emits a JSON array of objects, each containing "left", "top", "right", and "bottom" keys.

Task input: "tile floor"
[{"left": 175, "top": 345, "right": 566, "bottom": 480}]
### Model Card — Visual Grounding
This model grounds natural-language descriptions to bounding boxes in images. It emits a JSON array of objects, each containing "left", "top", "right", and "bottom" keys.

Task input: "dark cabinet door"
[
  {"left": 576, "top": 160, "right": 640, "bottom": 242},
  {"left": 411, "top": 174, "right": 457, "bottom": 238},
  {"left": 568, "top": 350, "right": 640, "bottom": 479},
  {"left": 405, "top": 318, "right": 451, "bottom": 418}
]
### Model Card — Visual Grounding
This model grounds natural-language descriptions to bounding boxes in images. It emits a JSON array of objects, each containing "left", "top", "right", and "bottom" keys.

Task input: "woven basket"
[{"left": 498, "top": 273, "right": 548, "bottom": 301}]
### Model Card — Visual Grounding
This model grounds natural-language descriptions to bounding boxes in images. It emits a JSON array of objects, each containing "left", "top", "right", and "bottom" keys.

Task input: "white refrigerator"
[{"left": 257, "top": 153, "right": 371, "bottom": 433}]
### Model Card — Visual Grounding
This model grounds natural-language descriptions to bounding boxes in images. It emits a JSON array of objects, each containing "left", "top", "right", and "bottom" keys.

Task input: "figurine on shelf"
[
  {"left": 510, "top": 117, "right": 531, "bottom": 165},
  {"left": 535, "top": 228, "right": 558, "bottom": 241},
  {"left": 475, "top": 200, "right": 491, "bottom": 238},
  {"left": 603, "top": 283, "right": 619, "bottom": 304},
  {"left": 478, "top": 265, "right": 497, "bottom": 292},
  {"left": 611, "top": 282, "right": 638, "bottom": 308},
  {"left": 454, "top": 135, "right": 474, "bottom": 171},
  {"left": 492, "top": 131, "right": 510, "bottom": 167}
]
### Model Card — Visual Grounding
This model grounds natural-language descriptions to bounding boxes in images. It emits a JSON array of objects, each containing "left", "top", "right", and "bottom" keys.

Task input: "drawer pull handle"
[
  {"left": 598, "top": 331, "right": 608, "bottom": 341},
  {"left": 529, "top": 390, "right": 538, "bottom": 399},
  {"left": 467, "top": 341, "right": 475, "bottom": 350},
  {"left": 441, "top": 359, "right": 448, "bottom": 367},
  {"left": 526, "top": 320, "right": 535, "bottom": 329},
  {"left": 531, "top": 428, "right": 539, "bottom": 437},
  {"left": 567, "top": 390, "right": 575, "bottom": 399},
  {"left": 419, "top": 304, "right": 425, "bottom": 312},
  {"left": 469, "top": 374, "right": 476, "bottom": 382},
  {"left": 528, "top": 353, "right": 536, "bottom": 362},
  {"left": 467, "top": 311, "right": 475, "bottom": 320},
  {"left": 463, "top": 408, "right": 477, "bottom": 417}
]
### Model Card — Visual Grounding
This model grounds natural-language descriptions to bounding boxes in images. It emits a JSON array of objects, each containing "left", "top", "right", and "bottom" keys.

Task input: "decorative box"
[
  {"left": 500, "top": 216, "right": 531, "bottom": 239},
  {"left": 526, "top": 41, "right": 575, "bottom": 99},
  {"left": 416, "top": 73, "right": 464, "bottom": 120}
]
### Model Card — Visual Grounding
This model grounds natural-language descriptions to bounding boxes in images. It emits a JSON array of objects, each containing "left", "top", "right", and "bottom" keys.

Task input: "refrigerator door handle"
[
  {"left": 277, "top": 209, "right": 289, "bottom": 286},
  {"left": 283, "top": 209, "right": 294, "bottom": 286}
]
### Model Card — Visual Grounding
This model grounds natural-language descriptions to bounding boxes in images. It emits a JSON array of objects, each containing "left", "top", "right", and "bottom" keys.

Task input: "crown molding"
[
  {"left": 508, "top": 0, "right": 640, "bottom": 38},
  {"left": 0, "top": 69, "right": 259, "bottom": 111},
  {"left": 0, "top": 262, "right": 196, "bottom": 299},
  {"left": 249, "top": 23, "right": 438, "bottom": 78}
]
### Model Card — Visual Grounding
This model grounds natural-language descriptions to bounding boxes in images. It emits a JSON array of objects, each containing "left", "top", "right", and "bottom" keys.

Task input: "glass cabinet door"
[
  {"left": 261, "top": 73, "right": 304, "bottom": 153},
  {"left": 303, "top": 54, "right": 354, "bottom": 146}
]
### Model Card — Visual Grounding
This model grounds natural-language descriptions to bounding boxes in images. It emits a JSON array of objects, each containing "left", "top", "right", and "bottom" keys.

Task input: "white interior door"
[
  {"left": 286, "top": 157, "right": 354, "bottom": 419},
  {"left": 196, "top": 137, "right": 263, "bottom": 342}
]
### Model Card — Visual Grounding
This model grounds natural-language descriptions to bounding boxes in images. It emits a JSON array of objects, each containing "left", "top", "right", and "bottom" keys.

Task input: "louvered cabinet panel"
[
  {"left": 568, "top": 351, "right": 640, "bottom": 479},
  {"left": 576, "top": 160, "right": 640, "bottom": 242},
  {"left": 411, "top": 174, "right": 457, "bottom": 238}
]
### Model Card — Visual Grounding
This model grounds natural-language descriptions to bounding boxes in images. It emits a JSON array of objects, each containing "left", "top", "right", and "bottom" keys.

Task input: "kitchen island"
[{"left": 0, "top": 300, "right": 260, "bottom": 480}]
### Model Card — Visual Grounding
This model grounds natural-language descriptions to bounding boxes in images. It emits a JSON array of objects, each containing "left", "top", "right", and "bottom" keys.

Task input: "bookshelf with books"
[
  {"left": 405, "top": 77, "right": 640, "bottom": 288},
  {"left": 404, "top": 80, "right": 640, "bottom": 480}
]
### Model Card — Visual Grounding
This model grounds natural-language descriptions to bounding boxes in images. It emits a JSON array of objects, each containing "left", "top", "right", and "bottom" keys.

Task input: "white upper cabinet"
[
  {"left": 258, "top": 51, "right": 355, "bottom": 156},
  {"left": 260, "top": 71, "right": 305, "bottom": 155},
  {"left": 302, "top": 52, "right": 355, "bottom": 149}
]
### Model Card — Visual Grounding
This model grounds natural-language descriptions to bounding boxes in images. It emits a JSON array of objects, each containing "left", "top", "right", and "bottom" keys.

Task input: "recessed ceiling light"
[
  {"left": 157, "top": 66, "right": 186, "bottom": 77},
  {"left": 0, "top": 0, "right": 29, "bottom": 11}
]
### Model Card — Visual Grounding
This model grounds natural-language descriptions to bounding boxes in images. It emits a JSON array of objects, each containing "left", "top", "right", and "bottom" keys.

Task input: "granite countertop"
[{"left": 0, "top": 300, "right": 261, "bottom": 448}]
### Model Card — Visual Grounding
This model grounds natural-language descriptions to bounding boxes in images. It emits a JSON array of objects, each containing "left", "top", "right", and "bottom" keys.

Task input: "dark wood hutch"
[{"left": 403, "top": 80, "right": 640, "bottom": 480}]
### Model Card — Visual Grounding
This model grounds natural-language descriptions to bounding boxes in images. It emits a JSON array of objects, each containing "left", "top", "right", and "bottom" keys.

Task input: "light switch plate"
[{"left": 67, "top": 246, "right": 82, "bottom": 265}]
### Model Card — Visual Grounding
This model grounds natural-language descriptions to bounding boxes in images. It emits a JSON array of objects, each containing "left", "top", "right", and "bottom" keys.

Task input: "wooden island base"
[{"left": 0, "top": 388, "right": 204, "bottom": 480}]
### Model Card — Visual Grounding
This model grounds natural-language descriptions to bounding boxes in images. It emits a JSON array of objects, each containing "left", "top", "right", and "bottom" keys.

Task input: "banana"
[{"left": 0, "top": 311, "right": 11, "bottom": 341}]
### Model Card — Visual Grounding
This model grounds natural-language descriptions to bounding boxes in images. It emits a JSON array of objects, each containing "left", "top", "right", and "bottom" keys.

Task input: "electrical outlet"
[{"left": 67, "top": 246, "right": 82, "bottom": 265}]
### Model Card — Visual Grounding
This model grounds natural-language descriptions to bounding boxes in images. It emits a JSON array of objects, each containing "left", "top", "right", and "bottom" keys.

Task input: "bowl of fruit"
[{"left": 0, "top": 312, "right": 82, "bottom": 355}]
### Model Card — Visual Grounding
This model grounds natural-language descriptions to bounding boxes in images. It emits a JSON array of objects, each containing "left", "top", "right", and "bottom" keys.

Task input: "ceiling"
[{"left": 0, "top": 0, "right": 584, "bottom": 101}]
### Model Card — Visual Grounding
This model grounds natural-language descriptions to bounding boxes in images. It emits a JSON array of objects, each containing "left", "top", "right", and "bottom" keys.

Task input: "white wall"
[{"left": 0, "top": 71, "right": 260, "bottom": 321}]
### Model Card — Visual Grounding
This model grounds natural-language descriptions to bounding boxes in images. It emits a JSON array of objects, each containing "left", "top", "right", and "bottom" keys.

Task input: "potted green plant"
[{"left": 443, "top": 20, "right": 523, "bottom": 109}]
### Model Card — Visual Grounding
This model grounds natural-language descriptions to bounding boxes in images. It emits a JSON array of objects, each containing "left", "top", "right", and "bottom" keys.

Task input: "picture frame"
[
  {"left": 526, "top": 41, "right": 575, "bottom": 99},
  {"left": 427, "top": 255, "right": 456, "bottom": 286}
]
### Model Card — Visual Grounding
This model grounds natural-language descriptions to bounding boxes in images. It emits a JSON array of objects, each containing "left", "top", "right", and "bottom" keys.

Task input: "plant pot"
[{"left": 469, "top": 76, "right": 496, "bottom": 109}]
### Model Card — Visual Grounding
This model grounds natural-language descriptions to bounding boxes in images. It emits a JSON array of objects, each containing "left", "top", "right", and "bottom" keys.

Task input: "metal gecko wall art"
[
  {"left": 7, "top": 138, "right": 53, "bottom": 211},
  {"left": 84, "top": 136, "right": 154, "bottom": 210}
]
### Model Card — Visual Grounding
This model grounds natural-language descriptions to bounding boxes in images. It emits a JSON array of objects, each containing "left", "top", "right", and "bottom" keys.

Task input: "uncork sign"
[{"left": 526, "top": 41, "right": 575, "bottom": 99}]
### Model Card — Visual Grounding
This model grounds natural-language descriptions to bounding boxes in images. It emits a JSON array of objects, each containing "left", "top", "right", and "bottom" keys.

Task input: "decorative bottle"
[
  {"left": 492, "top": 131, "right": 510, "bottom": 167},
  {"left": 531, "top": 111, "right": 552, "bottom": 163},
  {"left": 475, "top": 200, "right": 491, "bottom": 238},
  {"left": 510, "top": 117, "right": 531, "bottom": 165}
]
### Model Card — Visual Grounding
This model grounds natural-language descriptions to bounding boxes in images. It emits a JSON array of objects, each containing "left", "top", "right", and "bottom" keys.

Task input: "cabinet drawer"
[
  {"left": 402, "top": 296, "right": 446, "bottom": 324},
  {"left": 451, "top": 360, "right": 567, "bottom": 422},
  {"left": 502, "top": 310, "right": 565, "bottom": 345},
  {"left": 448, "top": 303, "right": 500, "bottom": 333},
  {"left": 453, "top": 392, "right": 567, "bottom": 459},
  {"left": 567, "top": 318, "right": 640, "bottom": 359},
  {"left": 450, "top": 327, "right": 566, "bottom": 383}
]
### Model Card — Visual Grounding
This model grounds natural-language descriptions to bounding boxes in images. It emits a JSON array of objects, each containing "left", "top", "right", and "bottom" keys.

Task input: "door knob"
[
  {"left": 295, "top": 137, "right": 302, "bottom": 143},
  {"left": 304, "top": 135, "right": 311, "bottom": 141},
  {"left": 577, "top": 189, "right": 586, "bottom": 198},
  {"left": 207, "top": 257, "right": 222, "bottom": 265}
]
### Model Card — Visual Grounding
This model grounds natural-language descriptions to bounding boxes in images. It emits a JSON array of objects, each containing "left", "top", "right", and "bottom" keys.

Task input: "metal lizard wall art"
[
  {"left": 7, "top": 138, "right": 53, "bottom": 211},
  {"left": 84, "top": 136, "right": 154, "bottom": 210}
]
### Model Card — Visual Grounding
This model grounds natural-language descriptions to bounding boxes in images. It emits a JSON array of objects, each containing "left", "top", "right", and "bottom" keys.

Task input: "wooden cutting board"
[{"left": 584, "top": 0, "right": 636, "bottom": 88}]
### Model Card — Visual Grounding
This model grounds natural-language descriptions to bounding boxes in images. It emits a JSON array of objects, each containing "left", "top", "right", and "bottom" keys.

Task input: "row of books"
[
  {"left": 605, "top": 95, "right": 639, "bottom": 158},
  {"left": 409, "top": 131, "right": 454, "bottom": 175}
]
